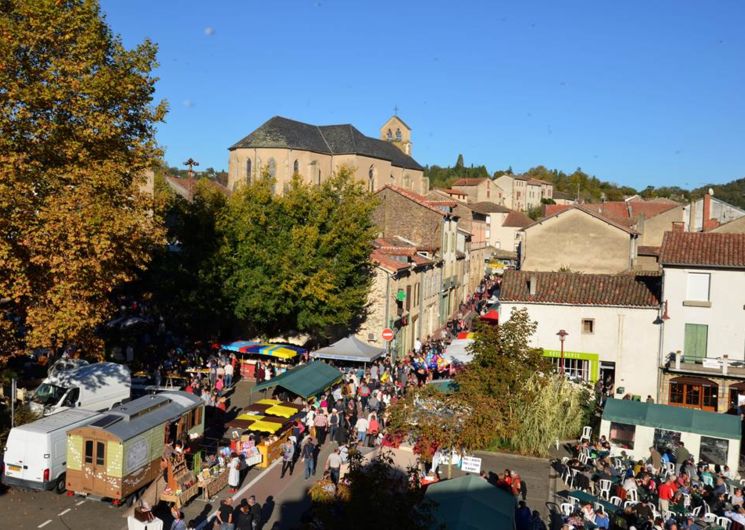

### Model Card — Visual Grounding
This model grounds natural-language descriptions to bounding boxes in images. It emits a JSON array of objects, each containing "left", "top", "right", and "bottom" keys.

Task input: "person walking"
[
  {"left": 355, "top": 415, "right": 368, "bottom": 443},
  {"left": 280, "top": 438, "right": 295, "bottom": 478},
  {"left": 302, "top": 436, "right": 317, "bottom": 479},
  {"left": 314, "top": 410, "right": 328, "bottom": 446},
  {"left": 325, "top": 446, "right": 342, "bottom": 485},
  {"left": 235, "top": 501, "right": 253, "bottom": 530},
  {"left": 216, "top": 497, "right": 234, "bottom": 530},
  {"left": 328, "top": 409, "right": 339, "bottom": 442},
  {"left": 228, "top": 453, "right": 241, "bottom": 493},
  {"left": 224, "top": 361, "right": 234, "bottom": 389},
  {"left": 246, "top": 496, "right": 262, "bottom": 530},
  {"left": 169, "top": 506, "right": 187, "bottom": 530}
]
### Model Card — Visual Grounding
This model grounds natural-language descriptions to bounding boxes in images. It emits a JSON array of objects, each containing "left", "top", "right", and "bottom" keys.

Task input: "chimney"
[
  {"left": 688, "top": 200, "right": 696, "bottom": 232},
  {"left": 528, "top": 274, "right": 537, "bottom": 296},
  {"left": 702, "top": 189, "right": 720, "bottom": 231}
]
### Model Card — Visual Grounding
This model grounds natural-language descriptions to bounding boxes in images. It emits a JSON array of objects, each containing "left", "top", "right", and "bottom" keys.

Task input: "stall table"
[{"left": 198, "top": 468, "right": 229, "bottom": 501}]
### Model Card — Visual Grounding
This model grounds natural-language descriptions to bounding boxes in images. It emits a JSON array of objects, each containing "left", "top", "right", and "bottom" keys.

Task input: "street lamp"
[{"left": 556, "top": 329, "right": 569, "bottom": 376}]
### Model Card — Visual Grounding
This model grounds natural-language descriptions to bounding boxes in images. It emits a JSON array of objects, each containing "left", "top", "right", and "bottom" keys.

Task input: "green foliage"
[
  {"left": 522, "top": 165, "right": 637, "bottom": 203},
  {"left": 424, "top": 153, "right": 490, "bottom": 189},
  {"left": 308, "top": 447, "right": 438, "bottom": 530},
  {"left": 692, "top": 178, "right": 745, "bottom": 210},
  {"left": 219, "top": 167, "right": 377, "bottom": 340},
  {"left": 506, "top": 373, "right": 591, "bottom": 457},
  {"left": 527, "top": 206, "right": 543, "bottom": 220}
]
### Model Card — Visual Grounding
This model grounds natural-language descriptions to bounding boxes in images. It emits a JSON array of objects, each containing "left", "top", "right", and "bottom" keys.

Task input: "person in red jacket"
[{"left": 658, "top": 476, "right": 676, "bottom": 512}]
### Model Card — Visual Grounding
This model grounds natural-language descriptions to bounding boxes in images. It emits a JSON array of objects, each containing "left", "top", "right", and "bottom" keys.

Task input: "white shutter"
[{"left": 686, "top": 272, "right": 710, "bottom": 301}]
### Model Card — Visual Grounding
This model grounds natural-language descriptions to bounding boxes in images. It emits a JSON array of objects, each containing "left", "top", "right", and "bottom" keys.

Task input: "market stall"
[
  {"left": 424, "top": 475, "right": 516, "bottom": 530},
  {"left": 600, "top": 398, "right": 742, "bottom": 471},
  {"left": 310, "top": 335, "right": 385, "bottom": 363},
  {"left": 221, "top": 341, "right": 304, "bottom": 380},
  {"left": 252, "top": 361, "right": 342, "bottom": 401}
]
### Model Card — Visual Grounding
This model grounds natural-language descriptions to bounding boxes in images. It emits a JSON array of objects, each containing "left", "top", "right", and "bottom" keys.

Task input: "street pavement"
[{"left": 0, "top": 378, "right": 567, "bottom": 529}]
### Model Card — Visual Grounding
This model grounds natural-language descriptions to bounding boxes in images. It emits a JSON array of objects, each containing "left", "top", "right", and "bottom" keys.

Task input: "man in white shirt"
[{"left": 355, "top": 416, "right": 368, "bottom": 443}]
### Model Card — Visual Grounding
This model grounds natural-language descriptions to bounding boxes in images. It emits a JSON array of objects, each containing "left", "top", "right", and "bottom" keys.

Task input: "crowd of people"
[{"left": 556, "top": 435, "right": 745, "bottom": 530}]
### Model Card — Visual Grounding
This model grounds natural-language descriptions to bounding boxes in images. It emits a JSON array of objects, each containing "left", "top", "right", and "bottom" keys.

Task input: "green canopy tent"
[
  {"left": 600, "top": 398, "right": 742, "bottom": 471},
  {"left": 424, "top": 475, "right": 516, "bottom": 530},
  {"left": 253, "top": 361, "right": 342, "bottom": 399}
]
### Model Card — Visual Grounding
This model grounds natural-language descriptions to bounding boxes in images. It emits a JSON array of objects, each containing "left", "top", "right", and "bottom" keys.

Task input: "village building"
[
  {"left": 449, "top": 177, "right": 504, "bottom": 205},
  {"left": 494, "top": 174, "right": 554, "bottom": 212},
  {"left": 684, "top": 191, "right": 745, "bottom": 232},
  {"left": 499, "top": 270, "right": 662, "bottom": 399},
  {"left": 226, "top": 115, "right": 427, "bottom": 195},
  {"left": 657, "top": 231, "right": 745, "bottom": 413}
]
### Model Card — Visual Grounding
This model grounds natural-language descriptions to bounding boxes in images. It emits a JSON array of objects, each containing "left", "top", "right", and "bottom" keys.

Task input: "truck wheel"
[{"left": 54, "top": 474, "right": 66, "bottom": 494}]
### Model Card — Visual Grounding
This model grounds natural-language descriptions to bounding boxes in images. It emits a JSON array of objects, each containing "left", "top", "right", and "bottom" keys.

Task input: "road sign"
[
  {"left": 460, "top": 456, "right": 482, "bottom": 474},
  {"left": 382, "top": 328, "right": 394, "bottom": 342}
]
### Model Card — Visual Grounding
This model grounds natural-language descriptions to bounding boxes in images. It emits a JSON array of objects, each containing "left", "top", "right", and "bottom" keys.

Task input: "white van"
[
  {"left": 30, "top": 362, "right": 131, "bottom": 416},
  {"left": 2, "top": 408, "right": 100, "bottom": 491}
]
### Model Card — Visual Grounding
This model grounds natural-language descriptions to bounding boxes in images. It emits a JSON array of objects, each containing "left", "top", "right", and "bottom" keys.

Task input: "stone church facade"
[{"left": 227, "top": 115, "right": 428, "bottom": 195}]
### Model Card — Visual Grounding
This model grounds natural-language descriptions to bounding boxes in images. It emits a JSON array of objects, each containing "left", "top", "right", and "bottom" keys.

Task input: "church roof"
[{"left": 230, "top": 116, "right": 422, "bottom": 171}]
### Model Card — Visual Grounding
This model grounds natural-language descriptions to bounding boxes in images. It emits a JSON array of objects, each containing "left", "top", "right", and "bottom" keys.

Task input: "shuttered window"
[
  {"left": 686, "top": 273, "right": 710, "bottom": 301},
  {"left": 684, "top": 323, "right": 708, "bottom": 360}
]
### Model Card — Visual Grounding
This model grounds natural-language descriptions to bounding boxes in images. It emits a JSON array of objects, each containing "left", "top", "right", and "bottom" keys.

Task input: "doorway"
[
  {"left": 599, "top": 362, "right": 616, "bottom": 393},
  {"left": 82, "top": 438, "right": 106, "bottom": 492}
]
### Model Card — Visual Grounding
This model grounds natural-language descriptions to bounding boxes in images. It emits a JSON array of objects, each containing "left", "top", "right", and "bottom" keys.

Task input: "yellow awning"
[
  {"left": 256, "top": 398, "right": 282, "bottom": 406},
  {"left": 248, "top": 420, "right": 283, "bottom": 434},
  {"left": 263, "top": 405, "right": 297, "bottom": 418},
  {"left": 236, "top": 413, "right": 264, "bottom": 422},
  {"left": 261, "top": 345, "right": 299, "bottom": 360}
]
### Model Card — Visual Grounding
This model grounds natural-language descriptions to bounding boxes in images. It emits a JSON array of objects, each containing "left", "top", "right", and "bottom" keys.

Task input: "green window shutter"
[{"left": 684, "top": 324, "right": 708, "bottom": 360}]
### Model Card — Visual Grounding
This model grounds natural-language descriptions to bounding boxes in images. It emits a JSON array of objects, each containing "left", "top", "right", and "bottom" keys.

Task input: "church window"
[
  {"left": 395, "top": 128, "right": 402, "bottom": 141},
  {"left": 246, "top": 159, "right": 252, "bottom": 184},
  {"left": 317, "top": 168, "right": 322, "bottom": 186},
  {"left": 293, "top": 159, "right": 299, "bottom": 174},
  {"left": 386, "top": 129, "right": 393, "bottom": 141}
]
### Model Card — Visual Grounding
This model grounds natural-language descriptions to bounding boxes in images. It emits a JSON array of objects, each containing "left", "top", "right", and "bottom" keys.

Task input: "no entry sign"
[{"left": 381, "top": 328, "right": 394, "bottom": 341}]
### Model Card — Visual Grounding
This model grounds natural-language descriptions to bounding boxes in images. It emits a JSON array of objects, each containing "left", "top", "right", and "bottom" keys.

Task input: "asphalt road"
[{"left": 0, "top": 484, "right": 129, "bottom": 530}]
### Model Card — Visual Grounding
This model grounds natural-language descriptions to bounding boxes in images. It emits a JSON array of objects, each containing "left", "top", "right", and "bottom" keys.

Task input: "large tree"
[
  {"left": 219, "top": 167, "right": 377, "bottom": 340},
  {"left": 0, "top": 0, "right": 166, "bottom": 356}
]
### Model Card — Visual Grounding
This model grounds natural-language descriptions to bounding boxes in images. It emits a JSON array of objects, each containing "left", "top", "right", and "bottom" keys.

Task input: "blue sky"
[{"left": 100, "top": 0, "right": 745, "bottom": 190}]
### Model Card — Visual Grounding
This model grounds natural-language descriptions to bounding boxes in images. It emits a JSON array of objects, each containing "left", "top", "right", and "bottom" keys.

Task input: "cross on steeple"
[
  {"left": 393, "top": 104, "right": 399, "bottom": 116},
  {"left": 183, "top": 157, "right": 199, "bottom": 179}
]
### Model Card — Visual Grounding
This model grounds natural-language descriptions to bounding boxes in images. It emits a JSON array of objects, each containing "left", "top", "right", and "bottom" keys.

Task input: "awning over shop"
[
  {"left": 602, "top": 398, "right": 742, "bottom": 440},
  {"left": 424, "top": 475, "right": 516, "bottom": 530},
  {"left": 221, "top": 340, "right": 261, "bottom": 353},
  {"left": 236, "top": 343, "right": 303, "bottom": 360},
  {"left": 311, "top": 335, "right": 386, "bottom": 363},
  {"left": 480, "top": 309, "right": 499, "bottom": 323},
  {"left": 253, "top": 361, "right": 343, "bottom": 399}
]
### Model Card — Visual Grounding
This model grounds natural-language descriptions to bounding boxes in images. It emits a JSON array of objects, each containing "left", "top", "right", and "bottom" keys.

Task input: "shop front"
[{"left": 542, "top": 349, "right": 600, "bottom": 383}]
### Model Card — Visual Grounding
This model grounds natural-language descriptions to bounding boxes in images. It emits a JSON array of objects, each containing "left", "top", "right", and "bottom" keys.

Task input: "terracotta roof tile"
[
  {"left": 500, "top": 270, "right": 661, "bottom": 307},
  {"left": 525, "top": 205, "right": 638, "bottom": 234},
  {"left": 379, "top": 185, "right": 446, "bottom": 215},
  {"left": 637, "top": 246, "right": 660, "bottom": 257},
  {"left": 659, "top": 232, "right": 745, "bottom": 268},
  {"left": 502, "top": 211, "right": 533, "bottom": 227},
  {"left": 452, "top": 178, "right": 487, "bottom": 186},
  {"left": 371, "top": 249, "right": 410, "bottom": 272},
  {"left": 469, "top": 201, "right": 511, "bottom": 214}
]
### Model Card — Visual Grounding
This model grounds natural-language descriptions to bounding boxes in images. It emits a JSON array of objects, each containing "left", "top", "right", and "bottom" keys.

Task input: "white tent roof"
[
  {"left": 444, "top": 338, "right": 474, "bottom": 365},
  {"left": 311, "top": 335, "right": 386, "bottom": 363}
]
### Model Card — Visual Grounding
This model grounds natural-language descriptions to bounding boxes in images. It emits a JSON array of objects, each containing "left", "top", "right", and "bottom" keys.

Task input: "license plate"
[{"left": 6, "top": 464, "right": 21, "bottom": 473}]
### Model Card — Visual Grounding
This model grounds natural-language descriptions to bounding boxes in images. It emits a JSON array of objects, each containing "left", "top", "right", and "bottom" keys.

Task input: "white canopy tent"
[
  {"left": 444, "top": 338, "right": 474, "bottom": 365},
  {"left": 311, "top": 335, "right": 386, "bottom": 363}
]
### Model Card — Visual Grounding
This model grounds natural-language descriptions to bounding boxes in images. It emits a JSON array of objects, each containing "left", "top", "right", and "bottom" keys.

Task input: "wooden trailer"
[{"left": 65, "top": 391, "right": 204, "bottom": 503}]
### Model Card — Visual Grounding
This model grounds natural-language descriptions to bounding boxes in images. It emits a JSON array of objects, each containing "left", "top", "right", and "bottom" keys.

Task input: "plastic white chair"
[
  {"left": 703, "top": 512, "right": 717, "bottom": 523},
  {"left": 609, "top": 496, "right": 622, "bottom": 506},
  {"left": 665, "top": 462, "right": 675, "bottom": 475},
  {"left": 598, "top": 479, "right": 612, "bottom": 500},
  {"left": 560, "top": 503, "right": 574, "bottom": 516},
  {"left": 682, "top": 492, "right": 690, "bottom": 508},
  {"left": 580, "top": 426, "right": 592, "bottom": 442},
  {"left": 690, "top": 506, "right": 702, "bottom": 517},
  {"left": 568, "top": 495, "right": 580, "bottom": 506},
  {"left": 624, "top": 500, "right": 638, "bottom": 508},
  {"left": 626, "top": 489, "right": 638, "bottom": 502},
  {"left": 579, "top": 453, "right": 589, "bottom": 465},
  {"left": 717, "top": 517, "right": 732, "bottom": 530}
]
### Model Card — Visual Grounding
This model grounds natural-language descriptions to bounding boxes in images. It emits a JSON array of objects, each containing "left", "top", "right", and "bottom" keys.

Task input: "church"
[{"left": 227, "top": 115, "right": 428, "bottom": 194}]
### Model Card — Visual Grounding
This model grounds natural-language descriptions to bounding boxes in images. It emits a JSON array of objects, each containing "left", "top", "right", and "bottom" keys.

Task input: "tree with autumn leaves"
[{"left": 0, "top": 0, "right": 166, "bottom": 357}]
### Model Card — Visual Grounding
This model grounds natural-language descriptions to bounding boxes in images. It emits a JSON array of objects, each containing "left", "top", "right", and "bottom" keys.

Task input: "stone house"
[
  {"left": 520, "top": 206, "right": 639, "bottom": 273},
  {"left": 227, "top": 115, "right": 427, "bottom": 195},
  {"left": 372, "top": 186, "right": 462, "bottom": 336},
  {"left": 500, "top": 270, "right": 662, "bottom": 399},
  {"left": 657, "top": 232, "right": 745, "bottom": 413},
  {"left": 494, "top": 174, "right": 553, "bottom": 211},
  {"left": 450, "top": 178, "right": 504, "bottom": 205}
]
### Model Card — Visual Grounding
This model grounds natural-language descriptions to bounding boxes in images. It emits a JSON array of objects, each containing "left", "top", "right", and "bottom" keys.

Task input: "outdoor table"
[
  {"left": 567, "top": 490, "right": 620, "bottom": 514},
  {"left": 198, "top": 467, "right": 229, "bottom": 501}
]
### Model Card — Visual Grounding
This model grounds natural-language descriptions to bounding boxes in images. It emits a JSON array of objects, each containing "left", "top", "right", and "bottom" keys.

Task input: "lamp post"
[{"left": 557, "top": 329, "right": 569, "bottom": 376}]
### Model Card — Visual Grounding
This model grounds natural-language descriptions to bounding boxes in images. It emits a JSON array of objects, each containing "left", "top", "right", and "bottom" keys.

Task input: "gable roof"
[
  {"left": 500, "top": 270, "right": 661, "bottom": 308},
  {"left": 166, "top": 176, "right": 230, "bottom": 201},
  {"left": 452, "top": 178, "right": 487, "bottom": 186},
  {"left": 502, "top": 210, "right": 533, "bottom": 227},
  {"left": 382, "top": 114, "right": 411, "bottom": 130},
  {"left": 524, "top": 204, "right": 638, "bottom": 234},
  {"left": 659, "top": 232, "right": 745, "bottom": 268},
  {"left": 230, "top": 116, "right": 423, "bottom": 171},
  {"left": 378, "top": 185, "right": 448, "bottom": 215},
  {"left": 469, "top": 201, "right": 511, "bottom": 214}
]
